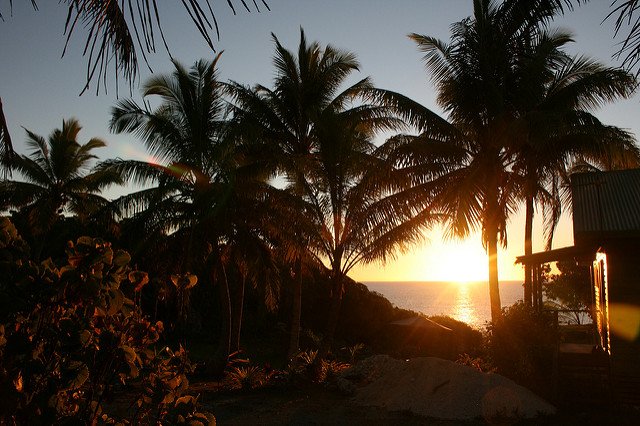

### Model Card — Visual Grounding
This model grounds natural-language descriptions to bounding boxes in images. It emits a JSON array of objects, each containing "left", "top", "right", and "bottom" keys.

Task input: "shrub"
[
  {"left": 487, "top": 302, "right": 558, "bottom": 395},
  {"left": 227, "top": 365, "right": 267, "bottom": 390},
  {"left": 0, "top": 218, "right": 213, "bottom": 424}
]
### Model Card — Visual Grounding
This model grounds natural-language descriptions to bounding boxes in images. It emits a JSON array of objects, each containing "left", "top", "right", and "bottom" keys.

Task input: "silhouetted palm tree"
[
  {"left": 606, "top": 0, "right": 640, "bottom": 74},
  {"left": 227, "top": 29, "right": 368, "bottom": 359},
  {"left": 0, "top": 118, "right": 116, "bottom": 257},
  {"left": 509, "top": 31, "right": 638, "bottom": 303},
  {"left": 407, "top": 0, "right": 586, "bottom": 322},
  {"left": 228, "top": 29, "right": 440, "bottom": 361},
  {"left": 0, "top": 0, "right": 269, "bottom": 94},
  {"left": 304, "top": 107, "right": 442, "bottom": 361},
  {"left": 102, "top": 56, "right": 269, "bottom": 375}
]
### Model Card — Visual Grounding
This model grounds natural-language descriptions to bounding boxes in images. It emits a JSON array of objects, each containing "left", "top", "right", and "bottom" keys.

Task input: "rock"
[{"left": 338, "top": 355, "right": 555, "bottom": 421}]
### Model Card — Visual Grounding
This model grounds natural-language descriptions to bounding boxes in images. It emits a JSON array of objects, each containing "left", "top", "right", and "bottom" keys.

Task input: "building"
[{"left": 516, "top": 169, "right": 640, "bottom": 404}]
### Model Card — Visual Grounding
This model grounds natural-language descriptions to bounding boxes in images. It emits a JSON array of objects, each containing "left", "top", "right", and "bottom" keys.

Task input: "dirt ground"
[
  {"left": 193, "top": 384, "right": 640, "bottom": 426},
  {"left": 199, "top": 385, "right": 482, "bottom": 426}
]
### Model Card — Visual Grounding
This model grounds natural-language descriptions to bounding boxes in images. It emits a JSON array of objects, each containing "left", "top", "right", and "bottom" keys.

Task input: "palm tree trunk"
[
  {"left": 208, "top": 248, "right": 232, "bottom": 377},
  {"left": 524, "top": 197, "right": 534, "bottom": 306},
  {"left": 317, "top": 270, "right": 344, "bottom": 362},
  {"left": 230, "top": 274, "right": 246, "bottom": 354},
  {"left": 287, "top": 256, "right": 303, "bottom": 360},
  {"left": 488, "top": 233, "right": 502, "bottom": 322},
  {"left": 486, "top": 175, "right": 503, "bottom": 323}
]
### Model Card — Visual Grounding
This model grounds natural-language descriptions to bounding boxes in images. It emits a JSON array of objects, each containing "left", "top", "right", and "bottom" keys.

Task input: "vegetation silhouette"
[
  {"left": 229, "top": 29, "right": 444, "bottom": 365},
  {"left": 3, "top": 0, "right": 640, "bottom": 421},
  {"left": 102, "top": 56, "right": 274, "bottom": 376},
  {"left": 0, "top": 218, "right": 215, "bottom": 424},
  {"left": 395, "top": 0, "right": 638, "bottom": 321},
  {"left": 0, "top": 119, "right": 120, "bottom": 259}
]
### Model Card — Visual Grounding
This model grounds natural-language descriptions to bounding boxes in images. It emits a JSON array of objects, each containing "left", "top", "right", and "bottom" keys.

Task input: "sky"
[{"left": 1, "top": 0, "right": 639, "bottom": 283}]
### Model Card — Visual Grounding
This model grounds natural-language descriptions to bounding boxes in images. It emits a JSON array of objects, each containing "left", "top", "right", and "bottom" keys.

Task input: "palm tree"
[
  {"left": 406, "top": 0, "right": 587, "bottom": 322},
  {"left": 0, "top": 118, "right": 116, "bottom": 257},
  {"left": 510, "top": 34, "right": 639, "bottom": 303},
  {"left": 226, "top": 29, "right": 366, "bottom": 359},
  {"left": 606, "top": 0, "right": 640, "bottom": 74},
  {"left": 102, "top": 56, "right": 268, "bottom": 375},
  {"left": 228, "top": 29, "right": 441, "bottom": 361},
  {"left": 303, "top": 106, "right": 441, "bottom": 362},
  {"left": 0, "top": 1, "right": 270, "bottom": 181},
  {"left": 0, "top": 1, "right": 269, "bottom": 94},
  {"left": 221, "top": 231, "right": 280, "bottom": 354}
]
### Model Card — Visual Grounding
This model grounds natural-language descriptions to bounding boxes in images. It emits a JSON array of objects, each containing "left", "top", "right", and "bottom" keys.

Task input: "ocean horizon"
[{"left": 363, "top": 280, "right": 524, "bottom": 330}]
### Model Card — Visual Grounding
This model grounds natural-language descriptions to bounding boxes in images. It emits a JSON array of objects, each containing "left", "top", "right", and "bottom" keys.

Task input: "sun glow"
[{"left": 423, "top": 238, "right": 489, "bottom": 283}]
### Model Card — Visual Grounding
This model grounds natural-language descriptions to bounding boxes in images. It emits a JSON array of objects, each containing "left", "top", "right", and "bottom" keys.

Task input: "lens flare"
[{"left": 608, "top": 303, "right": 640, "bottom": 341}]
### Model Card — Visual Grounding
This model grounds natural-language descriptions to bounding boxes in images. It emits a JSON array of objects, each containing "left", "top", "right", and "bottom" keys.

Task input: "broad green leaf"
[
  {"left": 107, "top": 289, "right": 125, "bottom": 315},
  {"left": 121, "top": 297, "right": 136, "bottom": 317},
  {"left": 171, "top": 273, "right": 198, "bottom": 289},
  {"left": 60, "top": 360, "right": 89, "bottom": 391},
  {"left": 76, "top": 236, "right": 93, "bottom": 247},
  {"left": 119, "top": 345, "right": 137, "bottom": 363},
  {"left": 113, "top": 250, "right": 131, "bottom": 267}
]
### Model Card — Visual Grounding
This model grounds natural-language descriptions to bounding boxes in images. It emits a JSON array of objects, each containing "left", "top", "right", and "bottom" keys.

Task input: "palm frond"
[
  {"left": 0, "top": 96, "right": 15, "bottom": 177},
  {"left": 53, "top": 0, "right": 270, "bottom": 94}
]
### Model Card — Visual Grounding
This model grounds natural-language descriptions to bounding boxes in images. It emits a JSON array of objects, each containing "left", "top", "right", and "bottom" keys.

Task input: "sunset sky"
[{"left": 1, "top": 1, "right": 638, "bottom": 282}]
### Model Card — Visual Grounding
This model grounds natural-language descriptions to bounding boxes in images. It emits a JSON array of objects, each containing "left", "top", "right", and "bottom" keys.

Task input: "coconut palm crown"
[{"left": 0, "top": 118, "right": 116, "bottom": 233}]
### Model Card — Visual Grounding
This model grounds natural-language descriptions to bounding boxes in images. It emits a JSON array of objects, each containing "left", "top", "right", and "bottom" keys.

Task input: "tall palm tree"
[
  {"left": 0, "top": 118, "right": 116, "bottom": 256},
  {"left": 226, "top": 29, "right": 367, "bottom": 359},
  {"left": 229, "top": 29, "right": 441, "bottom": 360},
  {"left": 302, "top": 105, "right": 441, "bottom": 362},
  {"left": 509, "top": 31, "right": 639, "bottom": 303},
  {"left": 102, "top": 56, "right": 268, "bottom": 375},
  {"left": 406, "top": 0, "right": 585, "bottom": 322}
]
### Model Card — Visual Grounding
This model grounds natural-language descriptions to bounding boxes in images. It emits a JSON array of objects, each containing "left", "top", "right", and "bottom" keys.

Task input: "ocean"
[{"left": 363, "top": 281, "right": 524, "bottom": 330}]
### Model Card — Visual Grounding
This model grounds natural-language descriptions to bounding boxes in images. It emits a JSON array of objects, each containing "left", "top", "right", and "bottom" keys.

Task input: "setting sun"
[{"left": 425, "top": 238, "right": 489, "bottom": 282}]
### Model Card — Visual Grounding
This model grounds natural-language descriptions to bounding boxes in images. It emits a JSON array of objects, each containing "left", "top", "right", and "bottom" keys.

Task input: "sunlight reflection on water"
[
  {"left": 453, "top": 283, "right": 480, "bottom": 327},
  {"left": 364, "top": 281, "right": 523, "bottom": 330}
]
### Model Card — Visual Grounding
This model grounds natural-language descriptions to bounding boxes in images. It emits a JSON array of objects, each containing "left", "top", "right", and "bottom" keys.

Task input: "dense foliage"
[
  {"left": 543, "top": 260, "right": 592, "bottom": 324},
  {"left": 487, "top": 302, "right": 558, "bottom": 397},
  {"left": 0, "top": 218, "right": 213, "bottom": 424}
]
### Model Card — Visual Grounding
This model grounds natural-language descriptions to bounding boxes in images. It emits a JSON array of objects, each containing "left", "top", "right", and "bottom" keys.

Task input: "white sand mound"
[{"left": 337, "top": 355, "right": 555, "bottom": 421}]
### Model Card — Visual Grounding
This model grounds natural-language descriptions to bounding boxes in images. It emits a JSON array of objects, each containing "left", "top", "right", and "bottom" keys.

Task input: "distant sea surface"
[{"left": 363, "top": 281, "right": 523, "bottom": 330}]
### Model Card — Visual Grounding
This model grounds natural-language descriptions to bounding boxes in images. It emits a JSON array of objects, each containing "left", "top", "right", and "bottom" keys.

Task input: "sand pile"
[{"left": 337, "top": 355, "right": 555, "bottom": 421}]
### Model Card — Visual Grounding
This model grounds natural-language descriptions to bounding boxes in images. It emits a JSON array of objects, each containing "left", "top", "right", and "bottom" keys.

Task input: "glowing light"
[
  {"left": 453, "top": 282, "right": 480, "bottom": 326},
  {"left": 121, "top": 144, "right": 159, "bottom": 163},
  {"left": 609, "top": 303, "right": 640, "bottom": 342},
  {"left": 423, "top": 238, "right": 489, "bottom": 282}
]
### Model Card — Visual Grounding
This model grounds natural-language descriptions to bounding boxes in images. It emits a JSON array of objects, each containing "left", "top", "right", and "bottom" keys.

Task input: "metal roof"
[
  {"left": 515, "top": 244, "right": 600, "bottom": 265},
  {"left": 571, "top": 169, "right": 640, "bottom": 242}
]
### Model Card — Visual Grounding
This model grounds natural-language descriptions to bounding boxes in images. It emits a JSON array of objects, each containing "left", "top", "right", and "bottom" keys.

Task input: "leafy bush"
[
  {"left": 278, "top": 349, "right": 349, "bottom": 384},
  {"left": 0, "top": 218, "right": 213, "bottom": 424},
  {"left": 456, "top": 353, "right": 496, "bottom": 373},
  {"left": 227, "top": 365, "right": 267, "bottom": 390},
  {"left": 487, "top": 302, "right": 558, "bottom": 395}
]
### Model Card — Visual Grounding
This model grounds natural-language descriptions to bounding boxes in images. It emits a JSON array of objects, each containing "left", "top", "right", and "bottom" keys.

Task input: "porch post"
[
  {"left": 536, "top": 264, "right": 543, "bottom": 308},
  {"left": 532, "top": 264, "right": 538, "bottom": 310}
]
